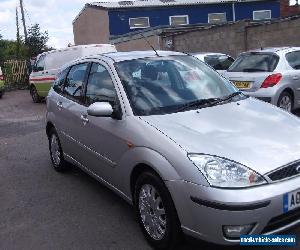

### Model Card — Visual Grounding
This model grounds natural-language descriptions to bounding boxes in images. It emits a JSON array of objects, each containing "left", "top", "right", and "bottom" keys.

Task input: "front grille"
[
  {"left": 262, "top": 208, "right": 300, "bottom": 234},
  {"left": 268, "top": 161, "right": 300, "bottom": 181}
]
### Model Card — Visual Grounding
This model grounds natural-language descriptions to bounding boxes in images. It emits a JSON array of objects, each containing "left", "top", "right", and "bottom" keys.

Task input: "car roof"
[
  {"left": 245, "top": 47, "right": 300, "bottom": 54},
  {"left": 192, "top": 52, "right": 228, "bottom": 56},
  {"left": 97, "top": 50, "right": 185, "bottom": 62},
  {"left": 37, "top": 44, "right": 116, "bottom": 57}
]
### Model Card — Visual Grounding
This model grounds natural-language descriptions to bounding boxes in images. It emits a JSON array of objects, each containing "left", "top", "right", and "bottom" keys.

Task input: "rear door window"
[
  {"left": 53, "top": 67, "right": 69, "bottom": 94},
  {"left": 204, "top": 55, "right": 234, "bottom": 70},
  {"left": 85, "top": 63, "right": 117, "bottom": 106},
  {"left": 286, "top": 51, "right": 300, "bottom": 70},
  {"left": 228, "top": 53, "right": 279, "bottom": 72},
  {"left": 64, "top": 63, "right": 88, "bottom": 103}
]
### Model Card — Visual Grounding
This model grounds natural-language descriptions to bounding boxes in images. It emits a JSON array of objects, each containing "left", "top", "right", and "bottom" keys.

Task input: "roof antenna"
[
  {"left": 139, "top": 33, "right": 160, "bottom": 57},
  {"left": 257, "top": 39, "right": 263, "bottom": 50}
]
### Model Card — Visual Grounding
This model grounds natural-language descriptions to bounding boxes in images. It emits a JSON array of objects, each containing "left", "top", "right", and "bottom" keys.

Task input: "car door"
[
  {"left": 30, "top": 54, "right": 46, "bottom": 88},
  {"left": 285, "top": 51, "right": 300, "bottom": 106},
  {"left": 54, "top": 62, "right": 90, "bottom": 164},
  {"left": 78, "top": 62, "right": 129, "bottom": 183}
]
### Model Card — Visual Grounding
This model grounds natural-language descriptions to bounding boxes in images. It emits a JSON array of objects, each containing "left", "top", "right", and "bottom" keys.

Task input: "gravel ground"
[{"left": 0, "top": 90, "right": 299, "bottom": 250}]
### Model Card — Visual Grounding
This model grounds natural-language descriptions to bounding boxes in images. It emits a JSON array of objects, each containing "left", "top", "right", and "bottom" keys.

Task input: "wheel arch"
[
  {"left": 130, "top": 163, "right": 162, "bottom": 198},
  {"left": 278, "top": 87, "right": 295, "bottom": 109},
  {"left": 117, "top": 147, "right": 182, "bottom": 201},
  {"left": 282, "top": 87, "right": 294, "bottom": 101}
]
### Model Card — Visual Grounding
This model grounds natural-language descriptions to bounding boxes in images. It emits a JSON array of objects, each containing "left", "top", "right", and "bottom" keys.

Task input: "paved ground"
[{"left": 0, "top": 90, "right": 299, "bottom": 250}]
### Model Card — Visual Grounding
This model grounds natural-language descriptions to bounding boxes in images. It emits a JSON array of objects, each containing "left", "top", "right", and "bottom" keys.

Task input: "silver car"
[
  {"left": 224, "top": 47, "right": 300, "bottom": 112},
  {"left": 192, "top": 52, "right": 235, "bottom": 74},
  {"left": 46, "top": 51, "right": 300, "bottom": 249}
]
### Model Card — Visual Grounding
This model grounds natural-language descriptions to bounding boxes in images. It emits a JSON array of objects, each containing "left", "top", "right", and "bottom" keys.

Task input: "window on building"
[
  {"left": 253, "top": 10, "right": 271, "bottom": 20},
  {"left": 129, "top": 17, "right": 150, "bottom": 29},
  {"left": 169, "top": 15, "right": 189, "bottom": 26},
  {"left": 286, "top": 51, "right": 300, "bottom": 70},
  {"left": 208, "top": 13, "right": 227, "bottom": 24}
]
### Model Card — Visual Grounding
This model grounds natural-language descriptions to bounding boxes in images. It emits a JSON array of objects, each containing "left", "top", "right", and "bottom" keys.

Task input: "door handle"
[
  {"left": 80, "top": 115, "right": 89, "bottom": 125},
  {"left": 293, "top": 76, "right": 299, "bottom": 80},
  {"left": 56, "top": 101, "right": 63, "bottom": 109}
]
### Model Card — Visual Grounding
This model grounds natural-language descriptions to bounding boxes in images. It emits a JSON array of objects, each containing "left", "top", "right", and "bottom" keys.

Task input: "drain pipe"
[{"left": 232, "top": 2, "right": 236, "bottom": 22}]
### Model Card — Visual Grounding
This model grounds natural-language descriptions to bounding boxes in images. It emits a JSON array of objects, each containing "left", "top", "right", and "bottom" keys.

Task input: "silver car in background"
[
  {"left": 46, "top": 51, "right": 300, "bottom": 249},
  {"left": 224, "top": 47, "right": 300, "bottom": 112},
  {"left": 192, "top": 52, "right": 235, "bottom": 74}
]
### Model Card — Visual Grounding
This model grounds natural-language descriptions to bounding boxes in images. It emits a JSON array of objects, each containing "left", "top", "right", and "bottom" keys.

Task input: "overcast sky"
[
  {"left": 0, "top": 0, "right": 298, "bottom": 49},
  {"left": 0, "top": 0, "right": 120, "bottom": 49}
]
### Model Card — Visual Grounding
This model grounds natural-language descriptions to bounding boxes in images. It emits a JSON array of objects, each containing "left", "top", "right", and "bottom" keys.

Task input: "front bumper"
[
  {"left": 166, "top": 176, "right": 300, "bottom": 245},
  {"left": 0, "top": 85, "right": 4, "bottom": 95}
]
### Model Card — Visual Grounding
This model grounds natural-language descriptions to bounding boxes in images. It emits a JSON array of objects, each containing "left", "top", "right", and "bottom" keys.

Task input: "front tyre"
[
  {"left": 134, "top": 171, "right": 182, "bottom": 250},
  {"left": 48, "top": 128, "right": 68, "bottom": 172},
  {"left": 30, "top": 85, "right": 41, "bottom": 103}
]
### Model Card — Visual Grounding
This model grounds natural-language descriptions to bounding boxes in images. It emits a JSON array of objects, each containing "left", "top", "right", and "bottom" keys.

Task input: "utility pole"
[
  {"left": 16, "top": 7, "right": 21, "bottom": 57},
  {"left": 19, "top": 0, "right": 28, "bottom": 43}
]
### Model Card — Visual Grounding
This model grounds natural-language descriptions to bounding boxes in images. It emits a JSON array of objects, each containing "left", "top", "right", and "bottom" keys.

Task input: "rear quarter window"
[{"left": 286, "top": 51, "right": 300, "bottom": 70}]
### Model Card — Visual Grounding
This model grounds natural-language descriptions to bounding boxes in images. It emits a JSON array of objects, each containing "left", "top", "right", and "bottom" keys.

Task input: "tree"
[
  {"left": 0, "top": 34, "right": 27, "bottom": 64},
  {"left": 26, "top": 24, "right": 50, "bottom": 57}
]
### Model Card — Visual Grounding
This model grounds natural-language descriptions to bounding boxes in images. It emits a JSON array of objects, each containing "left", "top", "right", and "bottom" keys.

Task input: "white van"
[{"left": 29, "top": 44, "right": 117, "bottom": 102}]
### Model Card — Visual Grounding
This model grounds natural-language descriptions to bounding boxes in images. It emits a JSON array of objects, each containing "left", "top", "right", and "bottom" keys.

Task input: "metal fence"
[{"left": 2, "top": 60, "right": 29, "bottom": 90}]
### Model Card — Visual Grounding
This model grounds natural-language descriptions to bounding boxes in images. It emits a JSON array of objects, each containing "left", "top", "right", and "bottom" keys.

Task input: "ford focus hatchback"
[{"left": 46, "top": 51, "right": 300, "bottom": 249}]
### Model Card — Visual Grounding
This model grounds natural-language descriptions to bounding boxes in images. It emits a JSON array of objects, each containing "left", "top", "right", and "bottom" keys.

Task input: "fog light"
[{"left": 223, "top": 224, "right": 254, "bottom": 239}]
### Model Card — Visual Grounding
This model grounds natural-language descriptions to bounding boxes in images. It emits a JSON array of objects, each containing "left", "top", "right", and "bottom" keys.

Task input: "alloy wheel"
[
  {"left": 279, "top": 95, "right": 292, "bottom": 112},
  {"left": 138, "top": 184, "right": 167, "bottom": 241},
  {"left": 50, "top": 134, "right": 61, "bottom": 166}
]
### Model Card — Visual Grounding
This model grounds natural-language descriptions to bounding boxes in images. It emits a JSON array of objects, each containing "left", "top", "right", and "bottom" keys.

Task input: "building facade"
[{"left": 73, "top": 0, "right": 282, "bottom": 45}]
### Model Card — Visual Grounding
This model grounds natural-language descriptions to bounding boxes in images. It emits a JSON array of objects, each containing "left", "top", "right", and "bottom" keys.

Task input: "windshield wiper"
[
  {"left": 176, "top": 92, "right": 243, "bottom": 112},
  {"left": 176, "top": 98, "right": 221, "bottom": 112},
  {"left": 212, "top": 91, "right": 243, "bottom": 106}
]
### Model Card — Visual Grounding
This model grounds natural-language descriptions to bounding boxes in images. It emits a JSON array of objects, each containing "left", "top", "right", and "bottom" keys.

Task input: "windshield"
[
  {"left": 204, "top": 55, "right": 234, "bottom": 70},
  {"left": 228, "top": 52, "right": 279, "bottom": 72},
  {"left": 115, "top": 55, "right": 238, "bottom": 116}
]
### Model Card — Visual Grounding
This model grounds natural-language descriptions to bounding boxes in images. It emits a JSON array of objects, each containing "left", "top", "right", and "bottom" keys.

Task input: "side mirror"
[{"left": 87, "top": 102, "right": 113, "bottom": 117}]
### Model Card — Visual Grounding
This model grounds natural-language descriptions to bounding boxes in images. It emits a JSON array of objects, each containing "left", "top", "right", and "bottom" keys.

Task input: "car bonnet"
[{"left": 141, "top": 98, "right": 300, "bottom": 175}]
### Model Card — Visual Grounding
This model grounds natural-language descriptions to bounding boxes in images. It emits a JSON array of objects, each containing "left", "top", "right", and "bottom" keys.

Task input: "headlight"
[{"left": 188, "top": 154, "right": 267, "bottom": 188}]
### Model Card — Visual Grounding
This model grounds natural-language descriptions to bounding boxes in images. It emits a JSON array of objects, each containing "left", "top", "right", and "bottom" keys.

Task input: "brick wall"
[
  {"left": 161, "top": 22, "right": 247, "bottom": 57},
  {"left": 73, "top": 6, "right": 110, "bottom": 45},
  {"left": 114, "top": 35, "right": 161, "bottom": 52},
  {"left": 161, "top": 16, "right": 300, "bottom": 57},
  {"left": 280, "top": 0, "right": 300, "bottom": 17}
]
